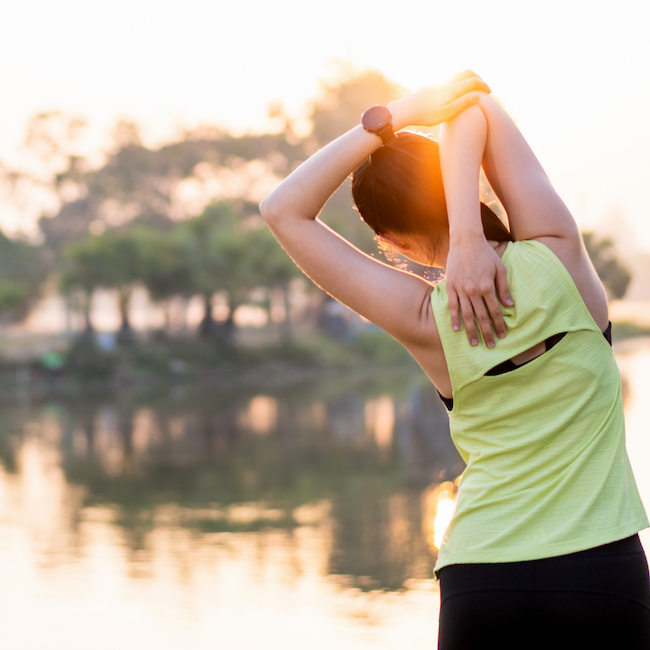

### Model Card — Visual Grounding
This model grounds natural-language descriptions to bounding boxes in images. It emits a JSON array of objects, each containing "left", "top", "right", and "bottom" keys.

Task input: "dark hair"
[{"left": 351, "top": 131, "right": 512, "bottom": 263}]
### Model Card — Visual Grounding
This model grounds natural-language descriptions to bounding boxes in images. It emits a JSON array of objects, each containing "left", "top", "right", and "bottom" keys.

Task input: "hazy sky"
[{"left": 2, "top": 0, "right": 650, "bottom": 246}]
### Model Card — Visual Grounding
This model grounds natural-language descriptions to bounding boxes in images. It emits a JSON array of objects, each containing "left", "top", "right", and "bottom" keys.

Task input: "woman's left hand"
[
  {"left": 390, "top": 71, "right": 492, "bottom": 130},
  {"left": 445, "top": 235, "right": 513, "bottom": 348}
]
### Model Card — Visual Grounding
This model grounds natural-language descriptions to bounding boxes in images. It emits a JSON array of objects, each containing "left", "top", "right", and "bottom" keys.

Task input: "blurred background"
[{"left": 0, "top": 1, "right": 649, "bottom": 648}]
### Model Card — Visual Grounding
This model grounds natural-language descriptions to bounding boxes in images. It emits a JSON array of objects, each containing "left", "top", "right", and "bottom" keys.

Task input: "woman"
[{"left": 259, "top": 72, "right": 650, "bottom": 648}]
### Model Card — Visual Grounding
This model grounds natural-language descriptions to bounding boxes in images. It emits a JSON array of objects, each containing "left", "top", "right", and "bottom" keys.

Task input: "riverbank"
[
  {"left": 0, "top": 326, "right": 418, "bottom": 398},
  {"left": 1, "top": 317, "right": 649, "bottom": 398}
]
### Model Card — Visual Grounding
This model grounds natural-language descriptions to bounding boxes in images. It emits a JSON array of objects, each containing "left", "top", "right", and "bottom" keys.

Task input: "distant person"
[{"left": 259, "top": 72, "right": 650, "bottom": 648}]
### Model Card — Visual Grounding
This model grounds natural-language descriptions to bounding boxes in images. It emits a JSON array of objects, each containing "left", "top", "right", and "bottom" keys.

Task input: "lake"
[{"left": 0, "top": 342, "right": 648, "bottom": 649}]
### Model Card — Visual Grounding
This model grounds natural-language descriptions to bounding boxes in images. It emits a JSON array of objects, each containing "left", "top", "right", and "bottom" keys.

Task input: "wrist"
[
  {"left": 386, "top": 99, "right": 411, "bottom": 131},
  {"left": 448, "top": 228, "right": 486, "bottom": 245}
]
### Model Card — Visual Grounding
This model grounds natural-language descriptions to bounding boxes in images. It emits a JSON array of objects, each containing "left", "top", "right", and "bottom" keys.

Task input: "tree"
[
  {"left": 61, "top": 236, "right": 108, "bottom": 334},
  {"left": 34, "top": 66, "right": 404, "bottom": 261},
  {"left": 95, "top": 230, "right": 143, "bottom": 341},
  {"left": 61, "top": 230, "right": 144, "bottom": 340},
  {"left": 303, "top": 67, "right": 411, "bottom": 261},
  {"left": 135, "top": 228, "right": 194, "bottom": 332},
  {"left": 38, "top": 127, "right": 309, "bottom": 256},
  {"left": 179, "top": 203, "right": 255, "bottom": 341},
  {"left": 178, "top": 202, "right": 306, "bottom": 343},
  {"left": 245, "top": 225, "right": 303, "bottom": 343},
  {"left": 9, "top": 65, "right": 422, "bottom": 340},
  {"left": 0, "top": 231, "right": 45, "bottom": 324},
  {"left": 582, "top": 232, "right": 632, "bottom": 300}
]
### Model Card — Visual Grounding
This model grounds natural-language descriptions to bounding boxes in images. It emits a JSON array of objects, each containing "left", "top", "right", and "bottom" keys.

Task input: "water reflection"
[
  {"left": 0, "top": 372, "right": 464, "bottom": 648},
  {"left": 613, "top": 340, "right": 650, "bottom": 552},
  {"left": 0, "top": 373, "right": 461, "bottom": 589},
  {"left": 4, "top": 349, "right": 647, "bottom": 649}
]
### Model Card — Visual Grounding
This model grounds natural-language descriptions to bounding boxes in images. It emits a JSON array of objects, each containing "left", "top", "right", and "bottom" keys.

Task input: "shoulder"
[{"left": 523, "top": 236, "right": 609, "bottom": 331}]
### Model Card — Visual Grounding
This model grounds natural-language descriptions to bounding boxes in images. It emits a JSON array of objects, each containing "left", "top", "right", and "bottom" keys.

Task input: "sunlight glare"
[{"left": 423, "top": 480, "right": 458, "bottom": 551}]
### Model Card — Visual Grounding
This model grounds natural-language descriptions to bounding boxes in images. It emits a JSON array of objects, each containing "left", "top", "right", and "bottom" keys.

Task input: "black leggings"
[{"left": 438, "top": 535, "right": 650, "bottom": 650}]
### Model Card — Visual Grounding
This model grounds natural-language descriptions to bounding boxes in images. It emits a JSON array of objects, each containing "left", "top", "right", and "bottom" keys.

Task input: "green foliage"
[
  {"left": 58, "top": 200, "right": 308, "bottom": 340},
  {"left": 0, "top": 281, "right": 30, "bottom": 314},
  {"left": 582, "top": 232, "right": 631, "bottom": 300},
  {"left": 135, "top": 227, "right": 194, "bottom": 304},
  {"left": 179, "top": 203, "right": 249, "bottom": 300},
  {"left": 245, "top": 225, "right": 301, "bottom": 288},
  {"left": 39, "top": 131, "right": 309, "bottom": 254},
  {"left": 176, "top": 202, "right": 306, "bottom": 339},
  {"left": 353, "top": 329, "right": 416, "bottom": 365},
  {"left": 0, "top": 231, "right": 44, "bottom": 322},
  {"left": 61, "top": 228, "right": 147, "bottom": 336},
  {"left": 61, "top": 230, "right": 141, "bottom": 294}
]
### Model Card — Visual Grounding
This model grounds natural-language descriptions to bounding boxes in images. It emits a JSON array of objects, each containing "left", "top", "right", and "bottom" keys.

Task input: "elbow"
[
  {"left": 260, "top": 188, "right": 306, "bottom": 227},
  {"left": 258, "top": 192, "right": 281, "bottom": 225}
]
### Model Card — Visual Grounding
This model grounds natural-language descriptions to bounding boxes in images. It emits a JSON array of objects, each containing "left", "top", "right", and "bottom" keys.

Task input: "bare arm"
[
  {"left": 440, "top": 104, "right": 512, "bottom": 348},
  {"left": 476, "top": 93, "right": 580, "bottom": 242},
  {"left": 440, "top": 91, "right": 608, "bottom": 341},
  {"left": 476, "top": 93, "right": 608, "bottom": 328},
  {"left": 259, "top": 72, "right": 491, "bottom": 346}
]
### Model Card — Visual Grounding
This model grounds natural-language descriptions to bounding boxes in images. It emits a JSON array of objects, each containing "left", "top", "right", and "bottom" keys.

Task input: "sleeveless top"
[{"left": 430, "top": 240, "right": 648, "bottom": 574}]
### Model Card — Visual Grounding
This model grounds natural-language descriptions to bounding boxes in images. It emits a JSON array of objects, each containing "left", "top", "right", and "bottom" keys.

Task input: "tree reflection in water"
[
  {"left": 1, "top": 351, "right": 647, "bottom": 650},
  {"left": 0, "top": 373, "right": 463, "bottom": 592}
]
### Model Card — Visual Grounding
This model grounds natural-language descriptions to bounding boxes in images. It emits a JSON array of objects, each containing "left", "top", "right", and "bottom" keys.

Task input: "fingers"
[
  {"left": 457, "top": 293, "right": 499, "bottom": 348},
  {"left": 483, "top": 290, "right": 506, "bottom": 342},
  {"left": 495, "top": 263, "right": 514, "bottom": 308},
  {"left": 453, "top": 281, "right": 509, "bottom": 347},
  {"left": 437, "top": 74, "right": 491, "bottom": 122},
  {"left": 452, "top": 69, "right": 481, "bottom": 83},
  {"left": 469, "top": 292, "right": 497, "bottom": 348},
  {"left": 438, "top": 92, "right": 480, "bottom": 123},
  {"left": 484, "top": 263, "right": 511, "bottom": 340},
  {"left": 453, "top": 75, "right": 492, "bottom": 97},
  {"left": 458, "top": 294, "right": 480, "bottom": 347},
  {"left": 448, "top": 289, "right": 461, "bottom": 332}
]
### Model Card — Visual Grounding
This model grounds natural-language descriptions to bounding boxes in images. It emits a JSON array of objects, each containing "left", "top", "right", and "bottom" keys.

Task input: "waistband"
[{"left": 438, "top": 535, "right": 650, "bottom": 608}]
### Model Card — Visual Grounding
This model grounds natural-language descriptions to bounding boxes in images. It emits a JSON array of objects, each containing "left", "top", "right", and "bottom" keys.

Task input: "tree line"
[
  {"left": 0, "top": 66, "right": 633, "bottom": 344},
  {"left": 60, "top": 201, "right": 302, "bottom": 342}
]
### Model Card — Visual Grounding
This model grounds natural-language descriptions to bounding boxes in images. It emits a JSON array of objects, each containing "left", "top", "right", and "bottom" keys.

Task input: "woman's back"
[{"left": 431, "top": 240, "right": 648, "bottom": 573}]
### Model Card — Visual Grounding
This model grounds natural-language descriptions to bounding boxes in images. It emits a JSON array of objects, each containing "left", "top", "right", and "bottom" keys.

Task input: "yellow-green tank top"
[{"left": 430, "top": 240, "right": 648, "bottom": 574}]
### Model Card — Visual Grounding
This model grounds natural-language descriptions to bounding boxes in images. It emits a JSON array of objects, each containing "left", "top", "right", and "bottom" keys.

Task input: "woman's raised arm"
[
  {"left": 440, "top": 91, "right": 609, "bottom": 340},
  {"left": 439, "top": 103, "right": 513, "bottom": 348},
  {"left": 476, "top": 93, "right": 580, "bottom": 243},
  {"left": 477, "top": 93, "right": 608, "bottom": 328},
  {"left": 259, "top": 72, "right": 490, "bottom": 346}
]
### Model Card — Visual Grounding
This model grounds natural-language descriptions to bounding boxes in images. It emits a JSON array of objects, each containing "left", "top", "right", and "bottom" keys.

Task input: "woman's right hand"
[{"left": 389, "top": 71, "right": 492, "bottom": 130}]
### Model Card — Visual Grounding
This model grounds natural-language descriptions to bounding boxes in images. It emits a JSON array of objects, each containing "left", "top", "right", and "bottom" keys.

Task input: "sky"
[{"left": 2, "top": 0, "right": 650, "bottom": 247}]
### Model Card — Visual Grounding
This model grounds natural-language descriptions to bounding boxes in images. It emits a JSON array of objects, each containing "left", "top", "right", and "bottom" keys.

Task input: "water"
[{"left": 0, "top": 345, "right": 649, "bottom": 649}]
